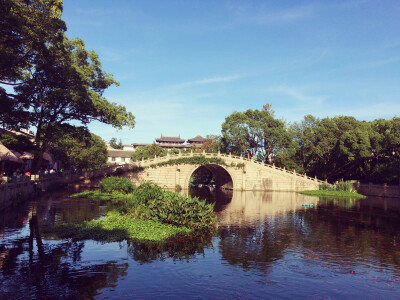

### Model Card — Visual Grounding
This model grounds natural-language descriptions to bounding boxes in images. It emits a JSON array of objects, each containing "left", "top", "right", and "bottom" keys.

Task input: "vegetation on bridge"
[
  {"left": 149, "top": 155, "right": 227, "bottom": 168},
  {"left": 50, "top": 177, "right": 216, "bottom": 242}
]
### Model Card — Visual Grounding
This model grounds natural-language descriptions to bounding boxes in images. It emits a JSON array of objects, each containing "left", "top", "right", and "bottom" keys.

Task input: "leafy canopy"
[
  {"left": 48, "top": 124, "right": 108, "bottom": 169},
  {"left": 0, "top": 0, "right": 135, "bottom": 169}
]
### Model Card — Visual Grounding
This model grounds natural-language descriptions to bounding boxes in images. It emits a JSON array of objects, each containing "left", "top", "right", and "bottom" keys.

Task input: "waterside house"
[{"left": 107, "top": 149, "right": 135, "bottom": 165}]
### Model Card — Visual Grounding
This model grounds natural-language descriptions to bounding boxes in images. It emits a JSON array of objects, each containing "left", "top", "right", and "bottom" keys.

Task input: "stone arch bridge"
[{"left": 128, "top": 152, "right": 325, "bottom": 191}]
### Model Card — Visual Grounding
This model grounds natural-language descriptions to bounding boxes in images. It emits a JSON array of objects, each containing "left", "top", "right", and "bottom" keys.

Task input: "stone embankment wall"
[
  {"left": 0, "top": 164, "right": 132, "bottom": 211},
  {"left": 129, "top": 152, "right": 325, "bottom": 191},
  {"left": 353, "top": 182, "right": 400, "bottom": 199}
]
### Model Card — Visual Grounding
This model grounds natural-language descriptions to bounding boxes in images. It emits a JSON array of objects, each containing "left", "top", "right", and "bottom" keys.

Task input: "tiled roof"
[
  {"left": 187, "top": 135, "right": 205, "bottom": 143},
  {"left": 107, "top": 150, "right": 135, "bottom": 158},
  {"left": 155, "top": 136, "right": 185, "bottom": 143}
]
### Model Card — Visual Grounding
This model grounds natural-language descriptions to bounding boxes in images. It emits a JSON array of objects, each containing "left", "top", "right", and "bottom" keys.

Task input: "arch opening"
[{"left": 189, "top": 164, "right": 233, "bottom": 190}]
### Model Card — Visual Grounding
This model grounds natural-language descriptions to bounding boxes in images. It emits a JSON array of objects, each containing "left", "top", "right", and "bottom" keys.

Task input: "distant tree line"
[{"left": 220, "top": 104, "right": 400, "bottom": 184}]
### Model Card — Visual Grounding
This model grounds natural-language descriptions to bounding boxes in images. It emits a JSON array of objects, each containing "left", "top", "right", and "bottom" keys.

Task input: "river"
[{"left": 1, "top": 188, "right": 400, "bottom": 299}]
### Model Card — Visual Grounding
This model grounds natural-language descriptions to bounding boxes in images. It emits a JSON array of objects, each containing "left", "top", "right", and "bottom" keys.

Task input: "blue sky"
[{"left": 61, "top": 0, "right": 400, "bottom": 144}]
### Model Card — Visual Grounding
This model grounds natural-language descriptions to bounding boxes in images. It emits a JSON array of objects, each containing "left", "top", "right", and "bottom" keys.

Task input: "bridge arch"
[{"left": 184, "top": 164, "right": 235, "bottom": 190}]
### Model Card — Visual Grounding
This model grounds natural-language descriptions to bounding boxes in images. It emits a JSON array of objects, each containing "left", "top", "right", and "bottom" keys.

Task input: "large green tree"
[
  {"left": 1, "top": 0, "right": 66, "bottom": 128},
  {"left": 109, "top": 137, "right": 123, "bottom": 149},
  {"left": 0, "top": 0, "right": 135, "bottom": 170},
  {"left": 201, "top": 134, "right": 221, "bottom": 153},
  {"left": 368, "top": 117, "right": 400, "bottom": 184},
  {"left": 131, "top": 144, "right": 167, "bottom": 161},
  {"left": 48, "top": 124, "right": 108, "bottom": 169},
  {"left": 221, "top": 104, "right": 290, "bottom": 163},
  {"left": 290, "top": 116, "right": 373, "bottom": 181}
]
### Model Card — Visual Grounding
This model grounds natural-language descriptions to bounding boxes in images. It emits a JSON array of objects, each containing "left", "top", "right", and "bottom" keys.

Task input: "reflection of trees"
[
  {"left": 218, "top": 199, "right": 400, "bottom": 274},
  {"left": 0, "top": 200, "right": 30, "bottom": 235},
  {"left": 189, "top": 187, "right": 232, "bottom": 212},
  {"left": 218, "top": 217, "right": 297, "bottom": 273},
  {"left": 127, "top": 231, "right": 214, "bottom": 263},
  {"left": 0, "top": 201, "right": 127, "bottom": 299},
  {"left": 297, "top": 200, "right": 400, "bottom": 271}
]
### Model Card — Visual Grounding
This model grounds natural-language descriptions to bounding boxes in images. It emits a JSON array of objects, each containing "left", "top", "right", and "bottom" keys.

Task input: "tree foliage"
[
  {"left": 201, "top": 134, "right": 221, "bottom": 153},
  {"left": 0, "top": 0, "right": 135, "bottom": 170},
  {"left": 0, "top": 131, "right": 35, "bottom": 152},
  {"left": 109, "top": 137, "right": 123, "bottom": 149},
  {"left": 221, "top": 104, "right": 291, "bottom": 162},
  {"left": 286, "top": 116, "right": 399, "bottom": 183},
  {"left": 221, "top": 105, "right": 400, "bottom": 183},
  {"left": 48, "top": 124, "right": 108, "bottom": 169},
  {"left": 131, "top": 144, "right": 167, "bottom": 161}
]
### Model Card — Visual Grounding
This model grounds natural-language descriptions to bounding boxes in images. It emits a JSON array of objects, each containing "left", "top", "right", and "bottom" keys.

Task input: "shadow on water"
[
  {"left": 0, "top": 189, "right": 216, "bottom": 299},
  {"left": 0, "top": 191, "right": 128, "bottom": 299},
  {"left": 188, "top": 186, "right": 233, "bottom": 212}
]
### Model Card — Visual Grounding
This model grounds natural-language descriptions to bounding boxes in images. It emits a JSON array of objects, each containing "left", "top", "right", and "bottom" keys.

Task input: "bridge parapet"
[
  {"left": 130, "top": 152, "right": 326, "bottom": 191},
  {"left": 132, "top": 151, "right": 326, "bottom": 184}
]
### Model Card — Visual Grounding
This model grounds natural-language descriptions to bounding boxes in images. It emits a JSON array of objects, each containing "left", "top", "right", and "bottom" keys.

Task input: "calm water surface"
[{"left": 1, "top": 188, "right": 400, "bottom": 299}]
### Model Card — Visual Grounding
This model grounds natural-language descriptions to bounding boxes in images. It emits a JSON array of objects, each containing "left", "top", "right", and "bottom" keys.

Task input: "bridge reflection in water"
[{"left": 188, "top": 187, "right": 319, "bottom": 226}]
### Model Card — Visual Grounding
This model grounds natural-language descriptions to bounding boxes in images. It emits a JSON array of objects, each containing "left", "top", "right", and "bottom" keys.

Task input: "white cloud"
[
  {"left": 268, "top": 85, "right": 328, "bottom": 103},
  {"left": 171, "top": 74, "right": 245, "bottom": 89}
]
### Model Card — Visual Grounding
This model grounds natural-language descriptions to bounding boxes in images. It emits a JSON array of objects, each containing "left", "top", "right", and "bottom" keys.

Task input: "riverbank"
[
  {"left": 299, "top": 190, "right": 366, "bottom": 198},
  {"left": 0, "top": 164, "right": 134, "bottom": 211}
]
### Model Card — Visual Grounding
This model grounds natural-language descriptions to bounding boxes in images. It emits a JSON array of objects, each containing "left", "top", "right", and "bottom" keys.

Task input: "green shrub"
[
  {"left": 333, "top": 181, "right": 355, "bottom": 192},
  {"left": 133, "top": 190, "right": 216, "bottom": 229},
  {"left": 319, "top": 183, "right": 332, "bottom": 191},
  {"left": 131, "top": 182, "right": 164, "bottom": 205},
  {"left": 98, "top": 176, "right": 134, "bottom": 194},
  {"left": 236, "top": 162, "right": 245, "bottom": 169},
  {"left": 119, "top": 183, "right": 216, "bottom": 229},
  {"left": 319, "top": 181, "right": 355, "bottom": 192}
]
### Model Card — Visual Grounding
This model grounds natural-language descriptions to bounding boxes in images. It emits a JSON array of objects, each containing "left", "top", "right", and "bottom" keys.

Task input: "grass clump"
[
  {"left": 129, "top": 185, "right": 216, "bottom": 229},
  {"left": 300, "top": 181, "right": 365, "bottom": 198},
  {"left": 299, "top": 190, "right": 366, "bottom": 198},
  {"left": 70, "top": 190, "right": 126, "bottom": 202},
  {"left": 49, "top": 210, "right": 191, "bottom": 242},
  {"left": 98, "top": 176, "right": 134, "bottom": 194},
  {"left": 149, "top": 155, "right": 227, "bottom": 168}
]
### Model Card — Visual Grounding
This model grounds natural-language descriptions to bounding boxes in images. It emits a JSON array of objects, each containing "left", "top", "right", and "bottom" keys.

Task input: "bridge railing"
[{"left": 132, "top": 151, "right": 327, "bottom": 184}]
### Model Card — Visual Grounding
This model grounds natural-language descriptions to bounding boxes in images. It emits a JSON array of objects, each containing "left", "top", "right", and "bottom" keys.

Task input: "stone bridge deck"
[{"left": 129, "top": 152, "right": 326, "bottom": 191}]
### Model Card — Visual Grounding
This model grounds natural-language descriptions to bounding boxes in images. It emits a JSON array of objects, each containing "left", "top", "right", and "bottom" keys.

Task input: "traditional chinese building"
[
  {"left": 155, "top": 135, "right": 186, "bottom": 149},
  {"left": 187, "top": 134, "right": 205, "bottom": 148},
  {"left": 124, "top": 134, "right": 206, "bottom": 152}
]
